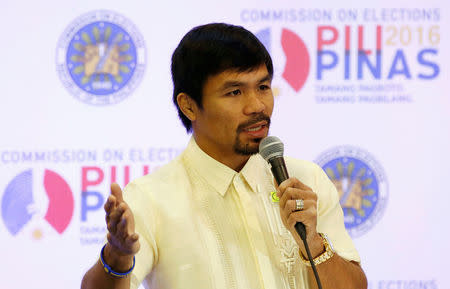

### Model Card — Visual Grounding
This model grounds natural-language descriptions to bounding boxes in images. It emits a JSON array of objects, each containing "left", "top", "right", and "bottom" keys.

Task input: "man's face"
[{"left": 192, "top": 64, "right": 274, "bottom": 161}]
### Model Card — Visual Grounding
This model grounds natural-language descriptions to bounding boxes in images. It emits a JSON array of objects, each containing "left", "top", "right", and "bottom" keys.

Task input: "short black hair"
[{"left": 171, "top": 23, "right": 273, "bottom": 132}]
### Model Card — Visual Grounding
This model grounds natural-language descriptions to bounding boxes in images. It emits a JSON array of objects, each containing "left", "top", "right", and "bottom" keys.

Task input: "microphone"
[
  {"left": 259, "top": 136, "right": 307, "bottom": 241},
  {"left": 259, "top": 136, "right": 324, "bottom": 289}
]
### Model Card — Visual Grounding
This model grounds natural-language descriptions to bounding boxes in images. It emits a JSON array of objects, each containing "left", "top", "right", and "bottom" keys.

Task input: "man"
[{"left": 81, "top": 23, "right": 367, "bottom": 289}]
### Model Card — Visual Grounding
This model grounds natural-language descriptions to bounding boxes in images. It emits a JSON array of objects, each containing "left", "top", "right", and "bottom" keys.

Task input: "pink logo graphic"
[
  {"left": 256, "top": 27, "right": 310, "bottom": 92},
  {"left": 2, "top": 169, "right": 74, "bottom": 236}
]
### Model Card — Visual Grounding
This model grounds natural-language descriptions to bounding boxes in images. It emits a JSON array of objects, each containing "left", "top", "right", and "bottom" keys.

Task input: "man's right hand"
[{"left": 103, "top": 183, "right": 140, "bottom": 271}]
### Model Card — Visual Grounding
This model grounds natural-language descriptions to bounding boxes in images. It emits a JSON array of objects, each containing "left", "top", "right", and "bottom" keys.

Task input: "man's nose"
[{"left": 243, "top": 91, "right": 266, "bottom": 115}]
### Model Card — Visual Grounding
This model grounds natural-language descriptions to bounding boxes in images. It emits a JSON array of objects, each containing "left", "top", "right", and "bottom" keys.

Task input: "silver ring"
[{"left": 295, "top": 199, "right": 304, "bottom": 211}]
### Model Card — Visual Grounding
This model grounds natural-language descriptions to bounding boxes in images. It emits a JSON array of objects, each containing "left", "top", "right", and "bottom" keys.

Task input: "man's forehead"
[{"left": 212, "top": 65, "right": 271, "bottom": 86}]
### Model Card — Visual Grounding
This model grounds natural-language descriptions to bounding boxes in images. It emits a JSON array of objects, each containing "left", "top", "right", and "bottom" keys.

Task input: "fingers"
[
  {"left": 276, "top": 177, "right": 319, "bottom": 241},
  {"left": 126, "top": 232, "right": 139, "bottom": 243},
  {"left": 106, "top": 208, "right": 140, "bottom": 255},
  {"left": 107, "top": 232, "right": 140, "bottom": 255},
  {"left": 111, "top": 183, "right": 124, "bottom": 203},
  {"left": 277, "top": 177, "right": 312, "bottom": 197},
  {"left": 104, "top": 183, "right": 129, "bottom": 234},
  {"left": 285, "top": 199, "right": 316, "bottom": 214},
  {"left": 104, "top": 195, "right": 114, "bottom": 214},
  {"left": 117, "top": 209, "right": 135, "bottom": 238},
  {"left": 125, "top": 233, "right": 141, "bottom": 255},
  {"left": 279, "top": 186, "right": 317, "bottom": 211},
  {"left": 117, "top": 215, "right": 128, "bottom": 239},
  {"left": 286, "top": 209, "right": 317, "bottom": 229},
  {"left": 103, "top": 183, "right": 140, "bottom": 256},
  {"left": 107, "top": 202, "right": 127, "bottom": 235},
  {"left": 116, "top": 216, "right": 135, "bottom": 243},
  {"left": 282, "top": 198, "right": 316, "bottom": 227}
]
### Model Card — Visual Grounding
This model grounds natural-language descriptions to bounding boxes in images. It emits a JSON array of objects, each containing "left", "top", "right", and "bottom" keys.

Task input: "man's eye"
[
  {"left": 260, "top": 85, "right": 270, "bottom": 90},
  {"left": 227, "top": 89, "right": 241, "bottom": 96}
]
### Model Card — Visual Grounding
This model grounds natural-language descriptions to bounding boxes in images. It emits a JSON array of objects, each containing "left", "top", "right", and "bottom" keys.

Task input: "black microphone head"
[{"left": 259, "top": 136, "right": 284, "bottom": 162}]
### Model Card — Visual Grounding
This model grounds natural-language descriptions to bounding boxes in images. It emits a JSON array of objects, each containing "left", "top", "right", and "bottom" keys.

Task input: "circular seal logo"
[
  {"left": 315, "top": 146, "right": 388, "bottom": 237},
  {"left": 56, "top": 10, "right": 146, "bottom": 105}
]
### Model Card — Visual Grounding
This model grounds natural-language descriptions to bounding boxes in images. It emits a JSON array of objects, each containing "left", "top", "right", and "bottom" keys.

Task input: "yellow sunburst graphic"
[
  {"left": 70, "top": 26, "right": 133, "bottom": 84},
  {"left": 327, "top": 161, "right": 374, "bottom": 219}
]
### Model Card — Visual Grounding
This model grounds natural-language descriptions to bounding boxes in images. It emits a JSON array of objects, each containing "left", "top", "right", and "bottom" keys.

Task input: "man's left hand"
[{"left": 277, "top": 177, "right": 324, "bottom": 259}]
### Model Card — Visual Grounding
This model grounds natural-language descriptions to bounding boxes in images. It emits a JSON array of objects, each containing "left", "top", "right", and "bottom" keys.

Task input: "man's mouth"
[
  {"left": 243, "top": 122, "right": 267, "bottom": 132},
  {"left": 240, "top": 121, "right": 269, "bottom": 138},
  {"left": 236, "top": 114, "right": 271, "bottom": 139},
  {"left": 246, "top": 126, "right": 263, "bottom": 132}
]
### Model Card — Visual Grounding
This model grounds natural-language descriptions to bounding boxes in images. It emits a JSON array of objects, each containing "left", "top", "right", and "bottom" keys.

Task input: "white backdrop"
[{"left": 1, "top": 0, "right": 448, "bottom": 288}]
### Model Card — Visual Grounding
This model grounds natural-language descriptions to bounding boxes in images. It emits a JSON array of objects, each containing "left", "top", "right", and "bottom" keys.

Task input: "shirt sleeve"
[
  {"left": 122, "top": 180, "right": 159, "bottom": 289},
  {"left": 313, "top": 163, "right": 361, "bottom": 263}
]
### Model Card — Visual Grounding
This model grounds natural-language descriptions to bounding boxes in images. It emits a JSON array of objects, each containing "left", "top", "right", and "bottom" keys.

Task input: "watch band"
[{"left": 299, "top": 233, "right": 335, "bottom": 266}]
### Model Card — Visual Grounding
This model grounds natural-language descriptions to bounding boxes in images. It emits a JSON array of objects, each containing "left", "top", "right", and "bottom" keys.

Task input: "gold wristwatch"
[{"left": 299, "top": 233, "right": 335, "bottom": 266}]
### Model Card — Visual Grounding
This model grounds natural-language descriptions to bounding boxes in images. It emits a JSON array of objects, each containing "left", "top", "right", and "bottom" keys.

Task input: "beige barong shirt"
[{"left": 123, "top": 138, "right": 360, "bottom": 289}]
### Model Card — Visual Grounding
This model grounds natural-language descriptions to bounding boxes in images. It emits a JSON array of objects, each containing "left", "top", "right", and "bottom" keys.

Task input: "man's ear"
[{"left": 176, "top": 93, "right": 197, "bottom": 122}]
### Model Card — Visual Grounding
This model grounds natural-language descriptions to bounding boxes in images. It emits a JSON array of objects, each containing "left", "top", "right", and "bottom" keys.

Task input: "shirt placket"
[{"left": 232, "top": 174, "right": 280, "bottom": 289}]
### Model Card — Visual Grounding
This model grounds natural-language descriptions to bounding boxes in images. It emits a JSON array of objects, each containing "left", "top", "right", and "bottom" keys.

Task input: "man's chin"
[{"left": 233, "top": 140, "right": 260, "bottom": 156}]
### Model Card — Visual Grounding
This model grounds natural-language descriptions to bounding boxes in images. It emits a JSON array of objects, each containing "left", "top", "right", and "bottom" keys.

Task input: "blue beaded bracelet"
[{"left": 100, "top": 244, "right": 135, "bottom": 278}]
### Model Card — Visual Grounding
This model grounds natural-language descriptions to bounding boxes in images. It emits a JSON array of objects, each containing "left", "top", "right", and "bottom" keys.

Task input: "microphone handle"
[
  {"left": 269, "top": 157, "right": 289, "bottom": 184},
  {"left": 270, "top": 157, "right": 307, "bottom": 241}
]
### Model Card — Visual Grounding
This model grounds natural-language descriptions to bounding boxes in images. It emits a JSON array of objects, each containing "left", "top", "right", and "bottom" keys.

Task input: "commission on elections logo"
[
  {"left": 56, "top": 10, "right": 146, "bottom": 105},
  {"left": 316, "top": 146, "right": 388, "bottom": 237},
  {"left": 1, "top": 169, "right": 74, "bottom": 238}
]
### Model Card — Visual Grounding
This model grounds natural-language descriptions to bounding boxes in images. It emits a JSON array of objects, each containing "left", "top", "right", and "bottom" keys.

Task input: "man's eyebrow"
[
  {"left": 258, "top": 74, "right": 272, "bottom": 83},
  {"left": 219, "top": 74, "right": 272, "bottom": 91},
  {"left": 220, "top": 81, "right": 243, "bottom": 90}
]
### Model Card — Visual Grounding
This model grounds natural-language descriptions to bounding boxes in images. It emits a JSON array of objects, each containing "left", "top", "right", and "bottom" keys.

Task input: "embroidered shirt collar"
[{"left": 240, "top": 153, "right": 270, "bottom": 193}]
